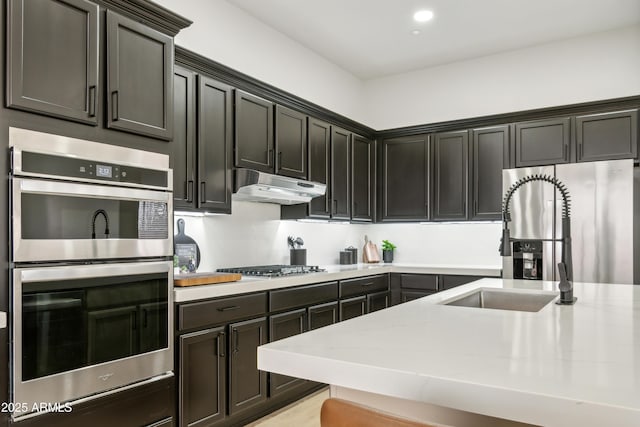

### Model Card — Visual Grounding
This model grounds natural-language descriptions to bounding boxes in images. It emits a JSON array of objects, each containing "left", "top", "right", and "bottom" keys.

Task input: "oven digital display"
[{"left": 96, "top": 164, "right": 112, "bottom": 178}]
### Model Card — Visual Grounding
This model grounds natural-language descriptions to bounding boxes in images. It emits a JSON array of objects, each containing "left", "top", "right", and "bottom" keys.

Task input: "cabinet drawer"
[
  {"left": 270, "top": 281, "right": 338, "bottom": 312},
  {"left": 178, "top": 292, "right": 267, "bottom": 331},
  {"left": 399, "top": 274, "right": 437, "bottom": 291},
  {"left": 339, "top": 275, "right": 387, "bottom": 298},
  {"left": 441, "top": 275, "right": 483, "bottom": 290}
]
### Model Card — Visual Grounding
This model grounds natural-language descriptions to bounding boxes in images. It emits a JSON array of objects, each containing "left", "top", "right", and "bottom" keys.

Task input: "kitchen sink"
[{"left": 440, "top": 288, "right": 558, "bottom": 312}]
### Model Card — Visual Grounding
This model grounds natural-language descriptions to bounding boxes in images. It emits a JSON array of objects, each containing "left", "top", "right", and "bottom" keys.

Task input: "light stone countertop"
[
  {"left": 257, "top": 278, "right": 640, "bottom": 427},
  {"left": 173, "top": 263, "right": 502, "bottom": 302}
]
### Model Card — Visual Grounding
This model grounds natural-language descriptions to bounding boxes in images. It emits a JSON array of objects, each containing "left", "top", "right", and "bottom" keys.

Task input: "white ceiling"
[{"left": 227, "top": 0, "right": 640, "bottom": 80}]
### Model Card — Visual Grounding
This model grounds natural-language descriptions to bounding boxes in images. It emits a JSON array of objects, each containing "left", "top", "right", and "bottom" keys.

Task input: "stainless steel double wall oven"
[{"left": 9, "top": 128, "right": 174, "bottom": 419}]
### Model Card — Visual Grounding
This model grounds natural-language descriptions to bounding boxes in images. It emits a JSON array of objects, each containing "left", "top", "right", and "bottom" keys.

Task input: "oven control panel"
[{"left": 20, "top": 151, "right": 167, "bottom": 188}]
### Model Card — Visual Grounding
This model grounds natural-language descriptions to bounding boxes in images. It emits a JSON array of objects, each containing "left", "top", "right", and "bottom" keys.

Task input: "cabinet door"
[
  {"left": 432, "top": 130, "right": 469, "bottom": 221},
  {"left": 381, "top": 135, "right": 429, "bottom": 221},
  {"left": 351, "top": 134, "right": 374, "bottom": 222},
  {"left": 515, "top": 118, "right": 571, "bottom": 166},
  {"left": 339, "top": 296, "right": 366, "bottom": 321},
  {"left": 576, "top": 109, "right": 638, "bottom": 162},
  {"left": 471, "top": 125, "right": 510, "bottom": 220},
  {"left": 87, "top": 306, "right": 137, "bottom": 363},
  {"left": 275, "top": 106, "right": 307, "bottom": 179},
  {"left": 173, "top": 66, "right": 196, "bottom": 210},
  {"left": 7, "top": 0, "right": 99, "bottom": 124},
  {"left": 197, "top": 76, "right": 233, "bottom": 213},
  {"left": 228, "top": 317, "right": 268, "bottom": 416},
  {"left": 235, "top": 91, "right": 274, "bottom": 172},
  {"left": 269, "top": 309, "right": 307, "bottom": 397},
  {"left": 308, "top": 301, "right": 338, "bottom": 330},
  {"left": 106, "top": 11, "right": 174, "bottom": 139},
  {"left": 366, "top": 291, "right": 389, "bottom": 313},
  {"left": 401, "top": 290, "right": 435, "bottom": 303},
  {"left": 308, "top": 118, "right": 332, "bottom": 218},
  {"left": 179, "top": 327, "right": 226, "bottom": 427},
  {"left": 331, "top": 127, "right": 351, "bottom": 219}
]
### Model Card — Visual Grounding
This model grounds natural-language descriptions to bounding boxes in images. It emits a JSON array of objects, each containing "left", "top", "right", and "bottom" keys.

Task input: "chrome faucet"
[{"left": 499, "top": 174, "right": 577, "bottom": 305}]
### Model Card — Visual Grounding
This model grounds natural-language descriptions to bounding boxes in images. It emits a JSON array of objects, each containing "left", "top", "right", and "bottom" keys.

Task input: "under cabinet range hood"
[{"left": 233, "top": 168, "right": 326, "bottom": 205}]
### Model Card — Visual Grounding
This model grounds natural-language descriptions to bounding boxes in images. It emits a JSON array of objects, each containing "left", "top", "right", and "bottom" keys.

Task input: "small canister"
[
  {"left": 339, "top": 251, "right": 352, "bottom": 265},
  {"left": 346, "top": 246, "right": 358, "bottom": 264}
]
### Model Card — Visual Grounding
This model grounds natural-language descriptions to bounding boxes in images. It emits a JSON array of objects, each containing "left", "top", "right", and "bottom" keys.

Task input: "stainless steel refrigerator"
[{"left": 502, "top": 159, "right": 639, "bottom": 284}]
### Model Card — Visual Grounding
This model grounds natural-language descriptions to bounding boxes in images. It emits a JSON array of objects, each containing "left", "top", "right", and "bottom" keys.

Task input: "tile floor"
[{"left": 245, "top": 388, "right": 329, "bottom": 427}]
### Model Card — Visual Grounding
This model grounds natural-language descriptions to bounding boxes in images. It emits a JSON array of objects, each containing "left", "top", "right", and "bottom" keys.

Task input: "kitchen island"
[{"left": 257, "top": 278, "right": 640, "bottom": 427}]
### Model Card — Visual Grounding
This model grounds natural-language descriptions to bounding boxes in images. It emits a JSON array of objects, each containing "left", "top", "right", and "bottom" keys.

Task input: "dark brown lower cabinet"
[
  {"left": 308, "top": 301, "right": 338, "bottom": 330},
  {"left": 179, "top": 328, "right": 226, "bottom": 427},
  {"left": 340, "top": 296, "right": 367, "bottom": 321},
  {"left": 269, "top": 309, "right": 307, "bottom": 397},
  {"left": 11, "top": 375, "right": 174, "bottom": 427},
  {"left": 367, "top": 291, "right": 390, "bottom": 312},
  {"left": 228, "top": 317, "right": 268, "bottom": 416}
]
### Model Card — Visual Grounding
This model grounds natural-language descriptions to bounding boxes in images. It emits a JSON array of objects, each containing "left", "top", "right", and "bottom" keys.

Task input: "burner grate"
[{"left": 216, "top": 265, "right": 324, "bottom": 277}]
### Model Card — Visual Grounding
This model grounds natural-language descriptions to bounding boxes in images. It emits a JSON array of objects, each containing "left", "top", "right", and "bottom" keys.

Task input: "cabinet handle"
[
  {"left": 111, "top": 91, "right": 119, "bottom": 121},
  {"left": 200, "top": 182, "right": 206, "bottom": 203},
  {"left": 333, "top": 199, "right": 338, "bottom": 214},
  {"left": 217, "top": 305, "right": 239, "bottom": 312},
  {"left": 233, "top": 329, "right": 239, "bottom": 354},
  {"left": 361, "top": 282, "right": 374, "bottom": 287},
  {"left": 217, "top": 332, "right": 226, "bottom": 357},
  {"left": 187, "top": 180, "right": 194, "bottom": 203},
  {"left": 88, "top": 85, "right": 96, "bottom": 117},
  {"left": 563, "top": 144, "right": 568, "bottom": 161},
  {"left": 579, "top": 143, "right": 584, "bottom": 160},
  {"left": 132, "top": 311, "right": 138, "bottom": 331},
  {"left": 475, "top": 200, "right": 479, "bottom": 215},
  {"left": 278, "top": 152, "right": 282, "bottom": 169},
  {"left": 142, "top": 309, "right": 148, "bottom": 328},
  {"left": 267, "top": 148, "right": 274, "bottom": 166}
]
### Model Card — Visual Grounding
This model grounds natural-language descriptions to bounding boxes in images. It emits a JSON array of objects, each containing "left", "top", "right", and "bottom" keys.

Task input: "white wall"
[
  {"left": 154, "top": 0, "right": 366, "bottom": 124},
  {"left": 176, "top": 202, "right": 501, "bottom": 272},
  {"left": 363, "top": 25, "right": 640, "bottom": 129}
]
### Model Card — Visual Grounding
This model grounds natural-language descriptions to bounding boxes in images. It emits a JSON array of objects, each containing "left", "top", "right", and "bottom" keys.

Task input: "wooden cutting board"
[{"left": 174, "top": 272, "right": 242, "bottom": 287}]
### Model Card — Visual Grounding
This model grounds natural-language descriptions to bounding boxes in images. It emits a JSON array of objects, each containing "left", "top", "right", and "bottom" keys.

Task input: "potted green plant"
[{"left": 381, "top": 240, "right": 396, "bottom": 263}]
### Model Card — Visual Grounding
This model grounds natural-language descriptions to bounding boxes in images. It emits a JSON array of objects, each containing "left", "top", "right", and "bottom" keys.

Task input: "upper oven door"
[{"left": 12, "top": 177, "right": 172, "bottom": 262}]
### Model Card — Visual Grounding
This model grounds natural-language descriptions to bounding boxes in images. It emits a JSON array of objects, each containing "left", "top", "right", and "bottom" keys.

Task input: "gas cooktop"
[{"left": 216, "top": 265, "right": 325, "bottom": 277}]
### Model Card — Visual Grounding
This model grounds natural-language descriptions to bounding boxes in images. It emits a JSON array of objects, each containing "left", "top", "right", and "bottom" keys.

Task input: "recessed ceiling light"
[
  {"left": 411, "top": 29, "right": 421, "bottom": 36},
  {"left": 413, "top": 10, "right": 434, "bottom": 23}
]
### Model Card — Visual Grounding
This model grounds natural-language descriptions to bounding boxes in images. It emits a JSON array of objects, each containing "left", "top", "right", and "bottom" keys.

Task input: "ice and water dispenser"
[{"left": 512, "top": 240, "right": 543, "bottom": 280}]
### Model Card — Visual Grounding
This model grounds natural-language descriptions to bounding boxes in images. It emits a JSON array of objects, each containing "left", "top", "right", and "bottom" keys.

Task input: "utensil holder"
[
  {"left": 290, "top": 249, "right": 307, "bottom": 265},
  {"left": 346, "top": 247, "right": 358, "bottom": 264},
  {"left": 339, "top": 251, "right": 352, "bottom": 265}
]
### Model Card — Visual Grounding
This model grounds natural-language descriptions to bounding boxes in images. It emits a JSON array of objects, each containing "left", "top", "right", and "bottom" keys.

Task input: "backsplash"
[{"left": 175, "top": 201, "right": 502, "bottom": 271}]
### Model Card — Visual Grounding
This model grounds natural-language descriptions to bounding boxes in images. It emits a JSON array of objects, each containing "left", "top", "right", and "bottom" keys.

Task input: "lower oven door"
[{"left": 12, "top": 261, "right": 173, "bottom": 415}]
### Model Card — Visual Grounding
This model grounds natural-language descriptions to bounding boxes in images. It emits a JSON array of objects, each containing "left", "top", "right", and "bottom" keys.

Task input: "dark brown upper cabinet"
[
  {"left": 235, "top": 90, "right": 275, "bottom": 172},
  {"left": 107, "top": 11, "right": 174, "bottom": 140},
  {"left": 514, "top": 117, "right": 571, "bottom": 167},
  {"left": 432, "top": 130, "right": 469, "bottom": 221},
  {"left": 470, "top": 125, "right": 510, "bottom": 220},
  {"left": 331, "top": 126, "right": 351, "bottom": 220},
  {"left": 381, "top": 135, "right": 430, "bottom": 221},
  {"left": 173, "top": 69, "right": 232, "bottom": 214},
  {"left": 351, "top": 134, "right": 374, "bottom": 222},
  {"left": 275, "top": 106, "right": 307, "bottom": 179},
  {"left": 7, "top": 0, "right": 99, "bottom": 124},
  {"left": 308, "top": 118, "right": 332, "bottom": 218},
  {"left": 576, "top": 109, "right": 638, "bottom": 162},
  {"left": 172, "top": 66, "right": 196, "bottom": 210},
  {"left": 197, "top": 75, "right": 233, "bottom": 213}
]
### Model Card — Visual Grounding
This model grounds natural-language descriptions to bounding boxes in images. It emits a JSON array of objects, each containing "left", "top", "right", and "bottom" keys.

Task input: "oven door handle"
[
  {"left": 17, "top": 260, "right": 172, "bottom": 283},
  {"left": 16, "top": 177, "right": 171, "bottom": 202}
]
